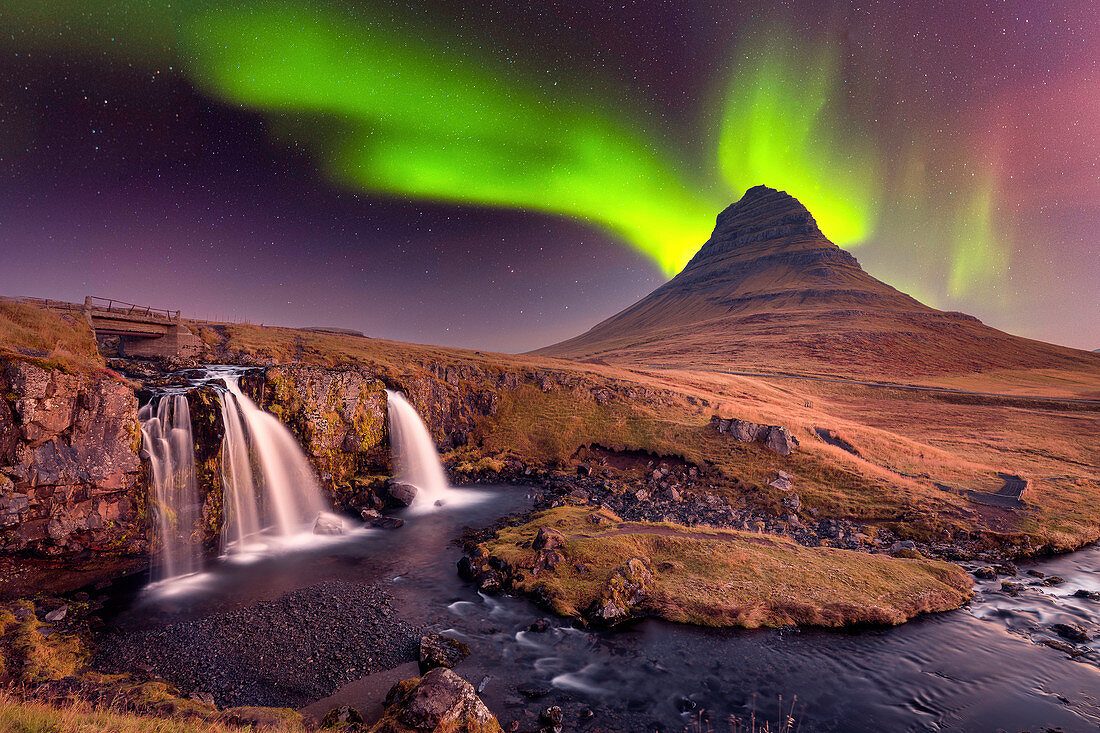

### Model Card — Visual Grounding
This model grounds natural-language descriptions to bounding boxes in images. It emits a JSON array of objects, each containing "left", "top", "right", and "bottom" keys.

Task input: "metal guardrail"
[
  {"left": 5, "top": 296, "right": 182, "bottom": 323},
  {"left": 84, "top": 296, "right": 179, "bottom": 322}
]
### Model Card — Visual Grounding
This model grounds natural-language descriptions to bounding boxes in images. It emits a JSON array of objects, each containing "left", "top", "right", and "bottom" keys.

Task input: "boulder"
[
  {"left": 321, "top": 705, "right": 365, "bottom": 728},
  {"left": 372, "top": 668, "right": 502, "bottom": 733},
  {"left": 419, "top": 633, "right": 471, "bottom": 674},
  {"left": 1052, "top": 623, "right": 1090, "bottom": 642},
  {"left": 709, "top": 414, "right": 799, "bottom": 455},
  {"left": 361, "top": 509, "right": 405, "bottom": 529},
  {"left": 532, "top": 527, "right": 565, "bottom": 551},
  {"left": 386, "top": 482, "right": 419, "bottom": 508},
  {"left": 770, "top": 471, "right": 794, "bottom": 492},
  {"left": 764, "top": 426, "right": 799, "bottom": 456},
  {"left": 586, "top": 557, "right": 654, "bottom": 626},
  {"left": 730, "top": 419, "right": 767, "bottom": 443},
  {"left": 313, "top": 514, "right": 345, "bottom": 536}
]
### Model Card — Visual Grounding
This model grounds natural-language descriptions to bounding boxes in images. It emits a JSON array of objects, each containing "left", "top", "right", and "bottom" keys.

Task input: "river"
[{"left": 98, "top": 486, "right": 1100, "bottom": 732}]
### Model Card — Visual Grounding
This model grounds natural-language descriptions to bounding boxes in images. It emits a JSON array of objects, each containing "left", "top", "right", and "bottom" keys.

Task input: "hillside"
[{"left": 535, "top": 186, "right": 1099, "bottom": 380}]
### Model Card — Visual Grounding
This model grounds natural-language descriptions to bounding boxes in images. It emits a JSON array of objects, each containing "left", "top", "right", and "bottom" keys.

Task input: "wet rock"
[
  {"left": 419, "top": 633, "right": 471, "bottom": 674},
  {"left": 386, "top": 482, "right": 419, "bottom": 508},
  {"left": 1001, "top": 581, "right": 1024, "bottom": 597},
  {"left": 532, "top": 527, "right": 565, "bottom": 551},
  {"left": 43, "top": 605, "right": 68, "bottom": 622},
  {"left": 528, "top": 618, "right": 550, "bottom": 633},
  {"left": 360, "top": 509, "right": 405, "bottom": 529},
  {"left": 540, "top": 704, "right": 564, "bottom": 731},
  {"left": 1042, "top": 576, "right": 1066, "bottom": 586},
  {"left": 1052, "top": 623, "right": 1090, "bottom": 642},
  {"left": 313, "top": 514, "right": 345, "bottom": 536},
  {"left": 1041, "top": 638, "right": 1085, "bottom": 657},
  {"left": 1073, "top": 589, "right": 1100, "bottom": 600},
  {"left": 320, "top": 704, "right": 365, "bottom": 728},
  {"left": 375, "top": 668, "right": 502, "bottom": 733},
  {"left": 516, "top": 683, "right": 551, "bottom": 699},
  {"left": 973, "top": 567, "right": 996, "bottom": 579}
]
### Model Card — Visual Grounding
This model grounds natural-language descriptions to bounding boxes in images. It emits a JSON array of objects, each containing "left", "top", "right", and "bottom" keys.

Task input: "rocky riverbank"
[{"left": 95, "top": 581, "right": 421, "bottom": 709}]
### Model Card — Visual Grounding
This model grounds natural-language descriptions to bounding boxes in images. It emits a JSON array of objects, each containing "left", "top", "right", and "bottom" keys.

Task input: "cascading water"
[
  {"left": 386, "top": 389, "right": 452, "bottom": 511},
  {"left": 139, "top": 395, "right": 202, "bottom": 582},
  {"left": 218, "top": 374, "right": 336, "bottom": 552}
]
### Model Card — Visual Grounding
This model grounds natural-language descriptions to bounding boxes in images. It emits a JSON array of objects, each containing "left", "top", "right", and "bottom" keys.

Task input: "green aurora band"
[
  {"left": 180, "top": 2, "right": 722, "bottom": 275},
  {"left": 716, "top": 30, "right": 880, "bottom": 247},
  {"left": 0, "top": 0, "right": 1003, "bottom": 293}
]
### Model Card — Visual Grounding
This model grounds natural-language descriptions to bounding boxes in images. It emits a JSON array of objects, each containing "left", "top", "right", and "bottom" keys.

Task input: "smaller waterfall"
[
  {"left": 139, "top": 395, "right": 201, "bottom": 582},
  {"left": 386, "top": 389, "right": 452, "bottom": 510},
  {"left": 219, "top": 375, "right": 338, "bottom": 552}
]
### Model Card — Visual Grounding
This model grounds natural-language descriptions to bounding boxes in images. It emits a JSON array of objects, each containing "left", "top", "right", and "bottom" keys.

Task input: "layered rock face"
[
  {"left": 0, "top": 360, "right": 143, "bottom": 556},
  {"left": 535, "top": 186, "right": 1099, "bottom": 376}
]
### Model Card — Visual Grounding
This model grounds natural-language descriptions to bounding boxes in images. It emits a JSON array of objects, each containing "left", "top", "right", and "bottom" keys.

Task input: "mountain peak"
[
  {"left": 709, "top": 185, "right": 820, "bottom": 252},
  {"left": 533, "top": 184, "right": 1096, "bottom": 376}
]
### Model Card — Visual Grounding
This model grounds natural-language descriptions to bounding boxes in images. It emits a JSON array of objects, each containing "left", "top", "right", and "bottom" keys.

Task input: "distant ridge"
[{"left": 534, "top": 186, "right": 1098, "bottom": 377}]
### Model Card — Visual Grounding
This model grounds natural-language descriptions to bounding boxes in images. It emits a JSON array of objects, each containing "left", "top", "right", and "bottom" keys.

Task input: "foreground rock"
[
  {"left": 465, "top": 507, "right": 973, "bottom": 628},
  {"left": 419, "top": 633, "right": 471, "bottom": 673},
  {"left": 372, "top": 668, "right": 502, "bottom": 732},
  {"left": 0, "top": 359, "right": 144, "bottom": 557}
]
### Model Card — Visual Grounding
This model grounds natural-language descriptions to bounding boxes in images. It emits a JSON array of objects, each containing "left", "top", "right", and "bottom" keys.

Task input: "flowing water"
[
  {"left": 138, "top": 394, "right": 201, "bottom": 582},
  {"left": 386, "top": 388, "right": 486, "bottom": 514},
  {"left": 218, "top": 373, "right": 336, "bottom": 553},
  {"left": 100, "top": 486, "right": 1100, "bottom": 732},
  {"left": 138, "top": 367, "right": 341, "bottom": 587},
  {"left": 128, "top": 370, "right": 1100, "bottom": 729}
]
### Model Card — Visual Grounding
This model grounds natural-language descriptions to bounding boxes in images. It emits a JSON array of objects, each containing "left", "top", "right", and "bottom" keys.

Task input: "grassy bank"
[{"left": 480, "top": 507, "right": 974, "bottom": 627}]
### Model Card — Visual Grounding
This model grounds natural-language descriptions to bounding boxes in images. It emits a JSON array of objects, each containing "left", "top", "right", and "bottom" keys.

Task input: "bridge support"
[{"left": 119, "top": 325, "right": 204, "bottom": 359}]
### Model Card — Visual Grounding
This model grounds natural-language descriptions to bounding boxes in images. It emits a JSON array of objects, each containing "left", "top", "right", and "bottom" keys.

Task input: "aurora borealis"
[{"left": 0, "top": 0, "right": 1096, "bottom": 350}]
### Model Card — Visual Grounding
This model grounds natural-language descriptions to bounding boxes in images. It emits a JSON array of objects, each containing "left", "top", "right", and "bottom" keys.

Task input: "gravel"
[{"left": 94, "top": 580, "right": 421, "bottom": 708}]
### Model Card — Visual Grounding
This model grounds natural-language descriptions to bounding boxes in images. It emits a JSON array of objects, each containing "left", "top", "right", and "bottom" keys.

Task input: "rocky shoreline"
[{"left": 94, "top": 581, "right": 422, "bottom": 709}]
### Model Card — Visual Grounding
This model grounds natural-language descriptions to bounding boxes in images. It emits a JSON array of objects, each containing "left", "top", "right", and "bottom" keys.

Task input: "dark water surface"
[{"left": 101, "top": 487, "right": 1100, "bottom": 732}]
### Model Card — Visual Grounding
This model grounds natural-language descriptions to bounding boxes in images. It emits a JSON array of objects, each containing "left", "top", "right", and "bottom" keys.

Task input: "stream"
[{"left": 97, "top": 486, "right": 1100, "bottom": 732}]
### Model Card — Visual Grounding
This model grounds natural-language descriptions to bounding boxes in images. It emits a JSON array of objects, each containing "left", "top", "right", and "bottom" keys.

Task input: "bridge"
[
  {"left": 81, "top": 296, "right": 203, "bottom": 358},
  {"left": 22, "top": 296, "right": 203, "bottom": 359}
]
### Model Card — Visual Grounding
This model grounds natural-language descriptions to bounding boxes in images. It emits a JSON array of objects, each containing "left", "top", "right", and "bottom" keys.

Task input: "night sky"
[{"left": 1, "top": 1, "right": 1096, "bottom": 352}]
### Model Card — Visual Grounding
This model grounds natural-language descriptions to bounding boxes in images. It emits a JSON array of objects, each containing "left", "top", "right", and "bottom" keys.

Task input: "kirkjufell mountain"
[{"left": 535, "top": 186, "right": 1098, "bottom": 377}]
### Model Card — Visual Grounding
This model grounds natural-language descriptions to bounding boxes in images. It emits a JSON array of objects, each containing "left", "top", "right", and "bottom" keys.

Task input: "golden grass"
[
  {"left": 483, "top": 507, "right": 973, "bottom": 627},
  {"left": 0, "top": 692, "right": 304, "bottom": 732},
  {"left": 0, "top": 601, "right": 304, "bottom": 732},
  {"left": 192, "top": 319, "right": 1100, "bottom": 551},
  {"left": 0, "top": 300, "right": 104, "bottom": 372}
]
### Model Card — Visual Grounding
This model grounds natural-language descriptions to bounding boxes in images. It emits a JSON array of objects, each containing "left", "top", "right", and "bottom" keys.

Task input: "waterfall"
[
  {"left": 386, "top": 389, "right": 451, "bottom": 510},
  {"left": 219, "top": 375, "right": 336, "bottom": 552},
  {"left": 139, "top": 395, "right": 201, "bottom": 582}
]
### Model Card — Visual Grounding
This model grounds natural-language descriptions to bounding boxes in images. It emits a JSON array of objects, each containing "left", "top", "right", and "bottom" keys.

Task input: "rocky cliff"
[{"left": 0, "top": 359, "right": 145, "bottom": 557}]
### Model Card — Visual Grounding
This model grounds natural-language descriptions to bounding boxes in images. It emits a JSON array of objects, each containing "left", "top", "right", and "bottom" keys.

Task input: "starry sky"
[{"left": 0, "top": 0, "right": 1096, "bottom": 352}]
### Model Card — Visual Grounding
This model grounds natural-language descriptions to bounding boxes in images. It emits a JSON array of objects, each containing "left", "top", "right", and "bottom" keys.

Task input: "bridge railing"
[{"left": 85, "top": 296, "right": 180, "bottom": 322}]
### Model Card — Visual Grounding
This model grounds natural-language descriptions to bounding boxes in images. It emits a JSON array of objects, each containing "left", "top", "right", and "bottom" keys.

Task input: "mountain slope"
[{"left": 534, "top": 186, "right": 1098, "bottom": 378}]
